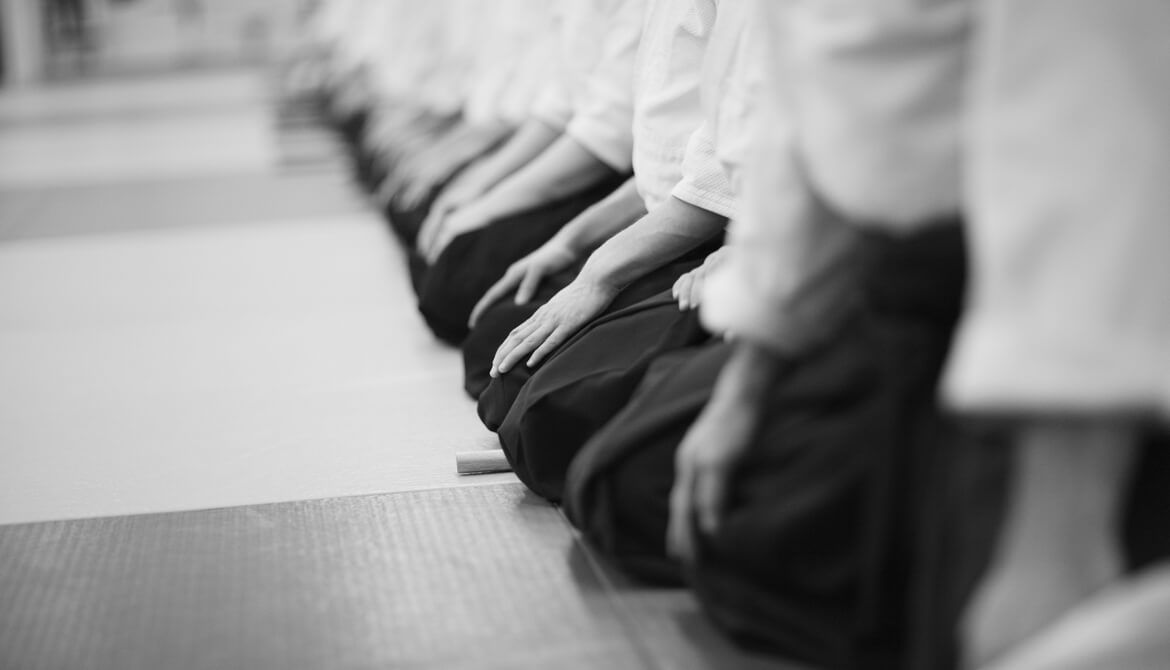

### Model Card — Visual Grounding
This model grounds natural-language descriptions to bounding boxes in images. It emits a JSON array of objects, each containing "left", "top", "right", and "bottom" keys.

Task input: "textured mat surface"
[
  {"left": 586, "top": 552, "right": 809, "bottom": 670},
  {"left": 0, "top": 62, "right": 813, "bottom": 670},
  {"left": 0, "top": 485, "right": 648, "bottom": 670}
]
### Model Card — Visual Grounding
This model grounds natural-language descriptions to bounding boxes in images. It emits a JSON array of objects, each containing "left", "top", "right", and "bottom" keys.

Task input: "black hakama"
[
  {"left": 461, "top": 264, "right": 581, "bottom": 400},
  {"left": 416, "top": 175, "right": 626, "bottom": 346},
  {"left": 566, "top": 221, "right": 969, "bottom": 670},
  {"left": 564, "top": 340, "right": 732, "bottom": 584},
  {"left": 466, "top": 243, "right": 719, "bottom": 409},
  {"left": 474, "top": 238, "right": 723, "bottom": 501}
]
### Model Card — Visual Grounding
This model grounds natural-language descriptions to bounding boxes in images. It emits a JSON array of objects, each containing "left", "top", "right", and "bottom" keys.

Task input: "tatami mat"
[
  {"left": 0, "top": 173, "right": 361, "bottom": 241},
  {"left": 586, "top": 551, "right": 809, "bottom": 670},
  {"left": 0, "top": 216, "right": 510, "bottom": 525},
  {"left": 0, "top": 485, "right": 646, "bottom": 670},
  {"left": 0, "top": 66, "right": 805, "bottom": 670},
  {"left": 0, "top": 106, "right": 278, "bottom": 188},
  {"left": 0, "top": 69, "right": 268, "bottom": 125}
]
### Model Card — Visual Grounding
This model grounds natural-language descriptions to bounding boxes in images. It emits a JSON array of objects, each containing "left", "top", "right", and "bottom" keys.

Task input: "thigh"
[
  {"left": 418, "top": 178, "right": 623, "bottom": 345},
  {"left": 495, "top": 290, "right": 712, "bottom": 502},
  {"left": 564, "top": 341, "right": 733, "bottom": 584}
]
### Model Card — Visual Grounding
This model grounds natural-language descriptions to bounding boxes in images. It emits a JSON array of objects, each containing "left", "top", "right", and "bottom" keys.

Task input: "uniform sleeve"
[
  {"left": 671, "top": 122, "right": 737, "bottom": 219},
  {"left": 699, "top": 3, "right": 867, "bottom": 354},
  {"left": 530, "top": 0, "right": 589, "bottom": 132},
  {"left": 493, "top": 0, "right": 563, "bottom": 126},
  {"left": 564, "top": 0, "right": 644, "bottom": 172},
  {"left": 700, "top": 0, "right": 972, "bottom": 353},
  {"left": 316, "top": 0, "right": 359, "bottom": 48},
  {"left": 699, "top": 129, "right": 871, "bottom": 355},
  {"left": 943, "top": 0, "right": 1170, "bottom": 419},
  {"left": 787, "top": 0, "right": 968, "bottom": 228},
  {"left": 530, "top": 82, "right": 575, "bottom": 132}
]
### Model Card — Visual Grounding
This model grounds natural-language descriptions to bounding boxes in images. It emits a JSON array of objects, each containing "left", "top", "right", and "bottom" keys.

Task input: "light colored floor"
[
  {"left": 0, "top": 69, "right": 266, "bottom": 124},
  {"left": 0, "top": 68, "right": 802, "bottom": 670},
  {"left": 0, "top": 68, "right": 513, "bottom": 526}
]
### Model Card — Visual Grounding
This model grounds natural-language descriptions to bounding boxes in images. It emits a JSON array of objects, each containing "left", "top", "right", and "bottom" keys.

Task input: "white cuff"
[
  {"left": 943, "top": 312, "right": 1170, "bottom": 418},
  {"left": 566, "top": 115, "right": 634, "bottom": 173}
]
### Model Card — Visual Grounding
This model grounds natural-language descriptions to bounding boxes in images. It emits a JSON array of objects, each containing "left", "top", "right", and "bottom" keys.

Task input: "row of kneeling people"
[{"left": 300, "top": 1, "right": 1170, "bottom": 669}]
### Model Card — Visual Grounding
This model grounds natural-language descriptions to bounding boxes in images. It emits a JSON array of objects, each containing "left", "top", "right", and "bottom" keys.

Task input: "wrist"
[
  {"left": 468, "top": 190, "right": 508, "bottom": 223},
  {"left": 577, "top": 258, "right": 622, "bottom": 293},
  {"left": 453, "top": 171, "right": 489, "bottom": 200},
  {"left": 550, "top": 227, "right": 587, "bottom": 260},
  {"left": 714, "top": 342, "right": 781, "bottom": 407},
  {"left": 999, "top": 421, "right": 1134, "bottom": 562},
  {"left": 545, "top": 232, "right": 582, "bottom": 262}
]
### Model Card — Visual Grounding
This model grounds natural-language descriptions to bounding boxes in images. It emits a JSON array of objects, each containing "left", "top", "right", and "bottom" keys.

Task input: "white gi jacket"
[
  {"left": 703, "top": 0, "right": 1170, "bottom": 418},
  {"left": 633, "top": 0, "right": 736, "bottom": 215}
]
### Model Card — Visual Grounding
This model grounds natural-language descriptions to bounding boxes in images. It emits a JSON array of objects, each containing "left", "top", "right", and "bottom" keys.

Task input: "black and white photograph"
[{"left": 1, "top": 1, "right": 1168, "bottom": 668}]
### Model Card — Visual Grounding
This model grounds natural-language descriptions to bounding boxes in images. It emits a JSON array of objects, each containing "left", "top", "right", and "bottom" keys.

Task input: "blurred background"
[{"left": 1, "top": 0, "right": 312, "bottom": 83}]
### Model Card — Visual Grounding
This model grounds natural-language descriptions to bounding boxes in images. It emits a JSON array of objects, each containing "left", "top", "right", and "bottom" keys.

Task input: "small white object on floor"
[{"left": 456, "top": 449, "right": 511, "bottom": 475}]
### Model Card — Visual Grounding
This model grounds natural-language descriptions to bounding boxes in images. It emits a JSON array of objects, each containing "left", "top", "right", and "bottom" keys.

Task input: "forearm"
[
  {"left": 581, "top": 196, "right": 727, "bottom": 289},
  {"left": 471, "top": 135, "right": 618, "bottom": 222},
  {"left": 711, "top": 341, "right": 784, "bottom": 411},
  {"left": 366, "top": 104, "right": 434, "bottom": 149},
  {"left": 550, "top": 177, "right": 645, "bottom": 256},
  {"left": 440, "top": 121, "right": 511, "bottom": 161},
  {"left": 461, "top": 119, "right": 561, "bottom": 194},
  {"left": 961, "top": 418, "right": 1138, "bottom": 665},
  {"left": 1000, "top": 420, "right": 1137, "bottom": 557},
  {"left": 413, "top": 123, "right": 512, "bottom": 184}
]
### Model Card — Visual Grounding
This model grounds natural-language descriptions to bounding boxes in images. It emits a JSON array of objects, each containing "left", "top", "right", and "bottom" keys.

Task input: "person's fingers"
[
  {"left": 497, "top": 321, "right": 555, "bottom": 376},
  {"left": 667, "top": 461, "right": 697, "bottom": 562},
  {"left": 676, "top": 273, "right": 694, "bottom": 311},
  {"left": 526, "top": 324, "right": 572, "bottom": 368},
  {"left": 418, "top": 209, "right": 441, "bottom": 239},
  {"left": 430, "top": 193, "right": 453, "bottom": 217},
  {"left": 398, "top": 180, "right": 422, "bottom": 211},
  {"left": 400, "top": 166, "right": 439, "bottom": 210},
  {"left": 490, "top": 326, "right": 519, "bottom": 376},
  {"left": 408, "top": 180, "right": 431, "bottom": 209},
  {"left": 423, "top": 234, "right": 440, "bottom": 264},
  {"left": 375, "top": 174, "right": 399, "bottom": 206},
  {"left": 415, "top": 207, "right": 446, "bottom": 255},
  {"left": 490, "top": 319, "right": 539, "bottom": 377},
  {"left": 425, "top": 226, "right": 453, "bottom": 264},
  {"left": 688, "top": 272, "right": 705, "bottom": 311},
  {"left": 515, "top": 266, "right": 546, "bottom": 305},
  {"left": 694, "top": 459, "right": 729, "bottom": 536},
  {"left": 444, "top": 189, "right": 470, "bottom": 210},
  {"left": 469, "top": 267, "right": 521, "bottom": 328},
  {"left": 416, "top": 223, "right": 435, "bottom": 260}
]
